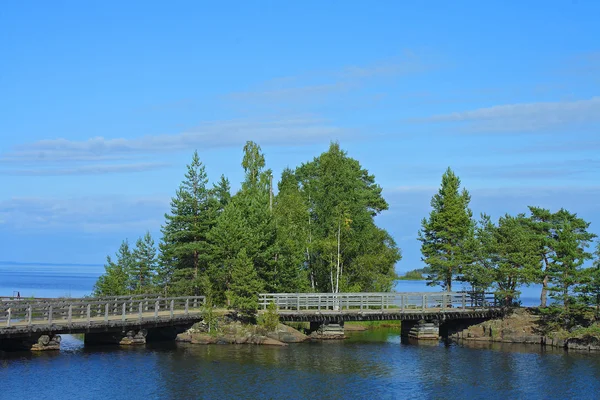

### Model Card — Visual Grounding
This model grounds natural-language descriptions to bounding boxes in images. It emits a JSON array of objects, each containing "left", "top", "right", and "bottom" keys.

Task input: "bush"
[{"left": 257, "top": 302, "right": 279, "bottom": 332}]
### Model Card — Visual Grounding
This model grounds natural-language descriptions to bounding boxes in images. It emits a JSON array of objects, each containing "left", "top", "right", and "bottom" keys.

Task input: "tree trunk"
[
  {"left": 540, "top": 255, "right": 550, "bottom": 307},
  {"left": 540, "top": 274, "right": 548, "bottom": 307},
  {"left": 446, "top": 269, "right": 452, "bottom": 292},
  {"left": 335, "top": 219, "right": 341, "bottom": 294}
]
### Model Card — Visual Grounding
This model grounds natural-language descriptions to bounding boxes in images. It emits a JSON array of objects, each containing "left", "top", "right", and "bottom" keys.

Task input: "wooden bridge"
[
  {"left": 1, "top": 291, "right": 501, "bottom": 350},
  {"left": 0, "top": 295, "right": 205, "bottom": 350},
  {"left": 258, "top": 291, "right": 501, "bottom": 322}
]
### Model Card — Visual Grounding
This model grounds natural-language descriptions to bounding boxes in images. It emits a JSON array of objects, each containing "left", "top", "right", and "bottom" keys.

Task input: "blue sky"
[{"left": 1, "top": 1, "right": 599, "bottom": 271}]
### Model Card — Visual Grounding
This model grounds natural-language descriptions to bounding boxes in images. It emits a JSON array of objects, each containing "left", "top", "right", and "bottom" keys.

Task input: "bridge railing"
[
  {"left": 259, "top": 292, "right": 496, "bottom": 312},
  {"left": 0, "top": 296, "right": 205, "bottom": 328}
]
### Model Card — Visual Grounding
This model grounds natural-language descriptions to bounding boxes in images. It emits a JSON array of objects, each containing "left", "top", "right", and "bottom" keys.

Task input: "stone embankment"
[{"left": 450, "top": 309, "right": 600, "bottom": 351}]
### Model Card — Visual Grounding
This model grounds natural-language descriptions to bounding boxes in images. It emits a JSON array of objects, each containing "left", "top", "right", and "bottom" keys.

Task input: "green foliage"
[
  {"left": 273, "top": 168, "right": 311, "bottom": 292},
  {"left": 398, "top": 269, "right": 427, "bottom": 280},
  {"left": 419, "top": 167, "right": 473, "bottom": 291},
  {"left": 228, "top": 249, "right": 264, "bottom": 317},
  {"left": 577, "top": 242, "right": 600, "bottom": 318},
  {"left": 546, "top": 210, "right": 596, "bottom": 313},
  {"left": 201, "top": 279, "right": 219, "bottom": 334},
  {"left": 129, "top": 231, "right": 157, "bottom": 293},
  {"left": 94, "top": 142, "right": 401, "bottom": 302},
  {"left": 93, "top": 240, "right": 133, "bottom": 296},
  {"left": 257, "top": 301, "right": 280, "bottom": 332},
  {"left": 160, "top": 151, "right": 219, "bottom": 295},
  {"left": 492, "top": 214, "right": 540, "bottom": 306},
  {"left": 461, "top": 214, "right": 496, "bottom": 291},
  {"left": 296, "top": 142, "right": 401, "bottom": 293}
]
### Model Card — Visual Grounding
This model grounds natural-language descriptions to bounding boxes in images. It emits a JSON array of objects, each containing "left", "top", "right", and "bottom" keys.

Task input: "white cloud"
[
  {"left": 0, "top": 196, "right": 170, "bottom": 233},
  {"left": 3, "top": 116, "right": 346, "bottom": 163},
  {"left": 420, "top": 97, "right": 600, "bottom": 132},
  {"left": 0, "top": 162, "right": 170, "bottom": 176}
]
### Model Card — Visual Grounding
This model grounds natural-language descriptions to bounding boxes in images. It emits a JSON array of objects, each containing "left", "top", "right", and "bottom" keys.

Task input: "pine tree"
[
  {"left": 419, "top": 167, "right": 473, "bottom": 292},
  {"left": 129, "top": 232, "right": 157, "bottom": 293},
  {"left": 228, "top": 249, "right": 264, "bottom": 317},
  {"left": 528, "top": 206, "right": 557, "bottom": 307},
  {"left": 546, "top": 209, "right": 596, "bottom": 313},
  {"left": 93, "top": 240, "right": 133, "bottom": 296},
  {"left": 461, "top": 214, "right": 496, "bottom": 292},
  {"left": 493, "top": 214, "right": 540, "bottom": 305},
  {"left": 577, "top": 242, "right": 600, "bottom": 318},
  {"left": 160, "top": 150, "right": 218, "bottom": 295}
]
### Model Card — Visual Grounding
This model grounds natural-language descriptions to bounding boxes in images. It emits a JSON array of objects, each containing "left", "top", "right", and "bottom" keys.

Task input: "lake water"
[
  {"left": 0, "top": 263, "right": 543, "bottom": 306},
  {"left": 2, "top": 263, "right": 598, "bottom": 399},
  {"left": 1, "top": 330, "right": 599, "bottom": 399}
]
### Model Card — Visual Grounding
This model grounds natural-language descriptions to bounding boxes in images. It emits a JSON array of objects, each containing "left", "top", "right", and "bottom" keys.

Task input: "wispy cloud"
[
  {"left": 2, "top": 115, "right": 346, "bottom": 165},
  {"left": 227, "top": 53, "right": 434, "bottom": 105},
  {"left": 0, "top": 162, "right": 169, "bottom": 176},
  {"left": 418, "top": 97, "right": 600, "bottom": 133},
  {"left": 0, "top": 196, "right": 169, "bottom": 233}
]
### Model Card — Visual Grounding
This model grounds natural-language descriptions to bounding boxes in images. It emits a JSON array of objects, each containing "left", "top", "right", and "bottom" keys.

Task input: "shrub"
[{"left": 257, "top": 302, "right": 279, "bottom": 332}]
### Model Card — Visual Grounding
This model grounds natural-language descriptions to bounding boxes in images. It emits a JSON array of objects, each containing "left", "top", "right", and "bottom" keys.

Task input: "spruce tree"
[
  {"left": 160, "top": 150, "right": 218, "bottom": 295},
  {"left": 419, "top": 167, "right": 473, "bottom": 292},
  {"left": 93, "top": 240, "right": 132, "bottom": 296},
  {"left": 129, "top": 231, "right": 157, "bottom": 293},
  {"left": 228, "top": 249, "right": 264, "bottom": 317}
]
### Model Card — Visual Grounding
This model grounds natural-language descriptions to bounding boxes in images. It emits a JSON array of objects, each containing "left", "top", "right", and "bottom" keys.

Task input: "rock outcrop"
[{"left": 176, "top": 320, "right": 308, "bottom": 346}]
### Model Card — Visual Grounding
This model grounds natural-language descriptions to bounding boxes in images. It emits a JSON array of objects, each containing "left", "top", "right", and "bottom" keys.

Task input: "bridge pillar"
[
  {"left": 0, "top": 334, "right": 61, "bottom": 352},
  {"left": 85, "top": 329, "right": 147, "bottom": 346},
  {"left": 309, "top": 321, "right": 345, "bottom": 339},
  {"left": 401, "top": 320, "right": 439, "bottom": 341}
]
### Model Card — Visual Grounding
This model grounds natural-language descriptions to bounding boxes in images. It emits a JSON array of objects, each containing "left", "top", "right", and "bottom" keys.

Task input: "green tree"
[
  {"left": 228, "top": 249, "right": 264, "bottom": 317},
  {"left": 209, "top": 141, "right": 276, "bottom": 301},
  {"left": 160, "top": 150, "right": 218, "bottom": 295},
  {"left": 296, "top": 142, "right": 400, "bottom": 293},
  {"left": 461, "top": 214, "right": 496, "bottom": 292},
  {"left": 546, "top": 210, "right": 596, "bottom": 313},
  {"left": 528, "top": 206, "right": 557, "bottom": 307},
  {"left": 577, "top": 242, "right": 600, "bottom": 318},
  {"left": 493, "top": 214, "right": 540, "bottom": 306},
  {"left": 419, "top": 167, "right": 473, "bottom": 291},
  {"left": 212, "top": 174, "right": 231, "bottom": 213},
  {"left": 129, "top": 231, "right": 158, "bottom": 293},
  {"left": 93, "top": 240, "right": 132, "bottom": 296},
  {"left": 272, "top": 168, "right": 310, "bottom": 293}
]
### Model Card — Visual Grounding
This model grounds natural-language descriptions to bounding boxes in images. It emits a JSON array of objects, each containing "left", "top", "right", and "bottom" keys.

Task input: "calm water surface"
[
  {"left": 1, "top": 330, "right": 599, "bottom": 399},
  {"left": 1, "top": 264, "right": 597, "bottom": 399}
]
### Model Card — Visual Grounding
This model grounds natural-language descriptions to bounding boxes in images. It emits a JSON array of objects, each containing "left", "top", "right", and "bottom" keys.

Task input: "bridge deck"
[
  {"left": 1, "top": 291, "right": 501, "bottom": 338},
  {"left": 0, "top": 296, "right": 205, "bottom": 338}
]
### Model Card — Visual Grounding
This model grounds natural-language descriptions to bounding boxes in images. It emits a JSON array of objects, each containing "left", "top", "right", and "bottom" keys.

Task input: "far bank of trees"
[
  {"left": 94, "top": 142, "right": 401, "bottom": 314},
  {"left": 419, "top": 167, "right": 600, "bottom": 325}
]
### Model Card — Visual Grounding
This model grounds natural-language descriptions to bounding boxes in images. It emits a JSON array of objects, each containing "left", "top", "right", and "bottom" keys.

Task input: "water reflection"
[{"left": 1, "top": 329, "right": 600, "bottom": 399}]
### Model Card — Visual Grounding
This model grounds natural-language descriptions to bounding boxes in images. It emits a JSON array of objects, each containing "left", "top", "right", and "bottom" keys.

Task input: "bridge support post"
[
  {"left": 0, "top": 334, "right": 61, "bottom": 352},
  {"left": 309, "top": 321, "right": 345, "bottom": 340},
  {"left": 401, "top": 320, "right": 439, "bottom": 341},
  {"left": 85, "top": 329, "right": 147, "bottom": 346}
]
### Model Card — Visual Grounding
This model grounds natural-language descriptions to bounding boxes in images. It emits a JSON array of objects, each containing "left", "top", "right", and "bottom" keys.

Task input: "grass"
[
  {"left": 566, "top": 324, "right": 600, "bottom": 340},
  {"left": 345, "top": 320, "right": 400, "bottom": 329}
]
